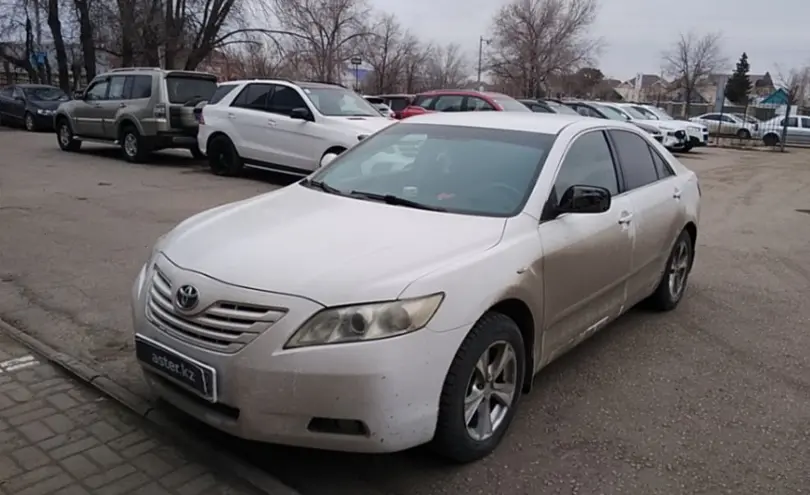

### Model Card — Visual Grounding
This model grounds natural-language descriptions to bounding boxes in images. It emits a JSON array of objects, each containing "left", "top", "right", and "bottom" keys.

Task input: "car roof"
[
  {"left": 16, "top": 84, "right": 58, "bottom": 89},
  {"left": 399, "top": 112, "right": 592, "bottom": 134}
]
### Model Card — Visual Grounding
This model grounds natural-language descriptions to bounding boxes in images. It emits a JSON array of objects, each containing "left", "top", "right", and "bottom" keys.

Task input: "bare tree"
[
  {"left": 267, "top": 0, "right": 372, "bottom": 82},
  {"left": 360, "top": 13, "right": 418, "bottom": 93},
  {"left": 423, "top": 43, "right": 468, "bottom": 89},
  {"left": 662, "top": 31, "right": 725, "bottom": 115},
  {"left": 487, "top": 0, "right": 601, "bottom": 97}
]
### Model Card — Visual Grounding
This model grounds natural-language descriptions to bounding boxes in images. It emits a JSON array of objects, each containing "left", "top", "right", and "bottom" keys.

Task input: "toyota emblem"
[{"left": 175, "top": 285, "right": 200, "bottom": 311}]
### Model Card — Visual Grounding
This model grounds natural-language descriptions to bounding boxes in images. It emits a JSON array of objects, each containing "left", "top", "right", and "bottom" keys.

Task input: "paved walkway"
[{"left": 0, "top": 332, "right": 260, "bottom": 495}]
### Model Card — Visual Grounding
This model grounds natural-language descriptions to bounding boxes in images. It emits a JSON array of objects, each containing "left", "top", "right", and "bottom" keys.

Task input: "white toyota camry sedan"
[{"left": 131, "top": 112, "right": 700, "bottom": 463}]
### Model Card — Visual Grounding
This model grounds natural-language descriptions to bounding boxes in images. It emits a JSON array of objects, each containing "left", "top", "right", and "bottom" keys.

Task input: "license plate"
[{"left": 135, "top": 334, "right": 218, "bottom": 402}]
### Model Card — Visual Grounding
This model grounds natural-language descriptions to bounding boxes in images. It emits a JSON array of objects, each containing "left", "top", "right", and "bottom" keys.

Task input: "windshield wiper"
[
  {"left": 301, "top": 178, "right": 343, "bottom": 195},
  {"left": 349, "top": 190, "right": 447, "bottom": 211}
]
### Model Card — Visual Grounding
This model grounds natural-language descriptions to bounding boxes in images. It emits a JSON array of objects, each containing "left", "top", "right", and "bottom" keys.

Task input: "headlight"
[
  {"left": 285, "top": 293, "right": 444, "bottom": 348},
  {"left": 36, "top": 109, "right": 53, "bottom": 115}
]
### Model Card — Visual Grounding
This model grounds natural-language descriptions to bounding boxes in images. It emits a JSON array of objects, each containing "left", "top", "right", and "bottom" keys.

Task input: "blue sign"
[{"left": 36, "top": 52, "right": 47, "bottom": 64}]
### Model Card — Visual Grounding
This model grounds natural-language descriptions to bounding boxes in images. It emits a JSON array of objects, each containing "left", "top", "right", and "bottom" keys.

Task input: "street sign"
[
  {"left": 350, "top": 56, "right": 362, "bottom": 66},
  {"left": 36, "top": 52, "right": 47, "bottom": 64}
]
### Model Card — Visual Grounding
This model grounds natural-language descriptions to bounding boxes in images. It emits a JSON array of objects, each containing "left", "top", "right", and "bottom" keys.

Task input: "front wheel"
[
  {"left": 56, "top": 119, "right": 81, "bottom": 152},
  {"left": 432, "top": 312, "right": 525, "bottom": 463},
  {"left": 737, "top": 128, "right": 751, "bottom": 139},
  {"left": 24, "top": 112, "right": 36, "bottom": 132},
  {"left": 763, "top": 133, "right": 779, "bottom": 147},
  {"left": 646, "top": 230, "right": 694, "bottom": 311}
]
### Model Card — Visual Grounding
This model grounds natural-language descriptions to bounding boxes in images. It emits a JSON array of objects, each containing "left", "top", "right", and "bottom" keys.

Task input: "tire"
[
  {"left": 56, "top": 119, "right": 82, "bottom": 152},
  {"left": 190, "top": 144, "right": 205, "bottom": 160},
  {"left": 763, "top": 133, "right": 779, "bottom": 147},
  {"left": 681, "top": 143, "right": 693, "bottom": 153},
  {"left": 207, "top": 135, "right": 243, "bottom": 176},
  {"left": 120, "top": 125, "right": 150, "bottom": 163},
  {"left": 24, "top": 112, "right": 36, "bottom": 132},
  {"left": 646, "top": 229, "right": 694, "bottom": 311},
  {"left": 736, "top": 128, "right": 751, "bottom": 139},
  {"left": 431, "top": 312, "right": 526, "bottom": 463}
]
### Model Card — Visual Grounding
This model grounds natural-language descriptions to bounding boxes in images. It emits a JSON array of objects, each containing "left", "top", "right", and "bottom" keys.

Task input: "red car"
[{"left": 399, "top": 90, "right": 531, "bottom": 119}]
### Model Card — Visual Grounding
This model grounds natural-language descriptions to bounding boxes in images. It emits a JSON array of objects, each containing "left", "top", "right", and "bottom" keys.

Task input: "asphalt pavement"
[{"left": 1, "top": 131, "right": 809, "bottom": 494}]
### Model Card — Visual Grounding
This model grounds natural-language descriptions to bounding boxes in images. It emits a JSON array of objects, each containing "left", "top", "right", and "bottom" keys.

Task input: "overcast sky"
[{"left": 372, "top": 0, "right": 810, "bottom": 82}]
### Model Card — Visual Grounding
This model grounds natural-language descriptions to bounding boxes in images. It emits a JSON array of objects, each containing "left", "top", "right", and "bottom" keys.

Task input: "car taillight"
[{"left": 153, "top": 103, "right": 167, "bottom": 119}]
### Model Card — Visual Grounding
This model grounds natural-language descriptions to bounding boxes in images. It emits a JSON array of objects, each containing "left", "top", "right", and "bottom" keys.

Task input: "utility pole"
[{"left": 476, "top": 36, "right": 491, "bottom": 90}]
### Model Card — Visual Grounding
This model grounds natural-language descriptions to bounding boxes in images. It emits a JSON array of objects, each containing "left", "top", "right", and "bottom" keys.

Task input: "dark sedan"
[{"left": 0, "top": 84, "right": 70, "bottom": 131}]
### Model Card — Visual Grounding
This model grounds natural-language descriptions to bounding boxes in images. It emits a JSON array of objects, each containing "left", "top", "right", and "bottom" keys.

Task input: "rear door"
[
  {"left": 608, "top": 129, "right": 684, "bottom": 305},
  {"left": 782, "top": 116, "right": 803, "bottom": 145},
  {"left": 100, "top": 75, "right": 127, "bottom": 139},
  {"left": 10, "top": 86, "right": 26, "bottom": 121}
]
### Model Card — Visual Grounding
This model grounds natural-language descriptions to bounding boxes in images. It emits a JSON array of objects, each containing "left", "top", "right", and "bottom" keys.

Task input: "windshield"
[
  {"left": 491, "top": 96, "right": 533, "bottom": 113},
  {"left": 165, "top": 76, "right": 217, "bottom": 104},
  {"left": 304, "top": 87, "right": 380, "bottom": 117},
  {"left": 734, "top": 113, "right": 759, "bottom": 123},
  {"left": 24, "top": 87, "right": 68, "bottom": 101},
  {"left": 306, "top": 123, "right": 555, "bottom": 217},
  {"left": 546, "top": 100, "right": 579, "bottom": 115},
  {"left": 617, "top": 105, "right": 648, "bottom": 120},
  {"left": 648, "top": 106, "right": 674, "bottom": 120},
  {"left": 593, "top": 104, "right": 630, "bottom": 121},
  {"left": 631, "top": 105, "right": 660, "bottom": 120}
]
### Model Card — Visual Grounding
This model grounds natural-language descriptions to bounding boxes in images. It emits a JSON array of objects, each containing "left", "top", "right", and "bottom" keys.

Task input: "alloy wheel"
[
  {"left": 124, "top": 133, "right": 138, "bottom": 157},
  {"left": 464, "top": 341, "right": 518, "bottom": 441},
  {"left": 59, "top": 125, "right": 71, "bottom": 147},
  {"left": 668, "top": 239, "right": 690, "bottom": 300},
  {"left": 25, "top": 114, "right": 34, "bottom": 131}
]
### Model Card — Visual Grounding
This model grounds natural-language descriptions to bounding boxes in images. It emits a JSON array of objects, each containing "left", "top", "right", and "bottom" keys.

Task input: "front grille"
[{"left": 145, "top": 268, "right": 287, "bottom": 353}]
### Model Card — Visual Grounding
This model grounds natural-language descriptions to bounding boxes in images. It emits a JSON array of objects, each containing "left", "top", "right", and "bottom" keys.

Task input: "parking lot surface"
[
  {"left": 0, "top": 326, "right": 262, "bottom": 495},
  {"left": 1, "top": 132, "right": 809, "bottom": 494}
]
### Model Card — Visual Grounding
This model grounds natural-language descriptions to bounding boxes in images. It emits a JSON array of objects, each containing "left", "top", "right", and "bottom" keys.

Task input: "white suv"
[{"left": 198, "top": 80, "right": 395, "bottom": 176}]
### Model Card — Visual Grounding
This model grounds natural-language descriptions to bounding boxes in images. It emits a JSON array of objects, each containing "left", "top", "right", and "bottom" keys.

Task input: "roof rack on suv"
[
  {"left": 109, "top": 67, "right": 162, "bottom": 72},
  {"left": 301, "top": 80, "right": 347, "bottom": 88}
]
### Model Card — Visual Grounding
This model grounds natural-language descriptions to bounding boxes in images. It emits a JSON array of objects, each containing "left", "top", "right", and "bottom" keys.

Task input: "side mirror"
[
  {"left": 557, "top": 185, "right": 611, "bottom": 214},
  {"left": 14, "top": 95, "right": 24, "bottom": 102},
  {"left": 73, "top": 90, "right": 84, "bottom": 100},
  {"left": 290, "top": 107, "right": 313, "bottom": 121}
]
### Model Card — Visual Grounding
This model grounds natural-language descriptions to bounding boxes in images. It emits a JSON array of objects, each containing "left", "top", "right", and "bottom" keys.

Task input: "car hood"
[
  {"left": 30, "top": 100, "right": 63, "bottom": 111},
  {"left": 330, "top": 116, "right": 395, "bottom": 134},
  {"left": 636, "top": 119, "right": 689, "bottom": 131},
  {"left": 161, "top": 186, "right": 505, "bottom": 306}
]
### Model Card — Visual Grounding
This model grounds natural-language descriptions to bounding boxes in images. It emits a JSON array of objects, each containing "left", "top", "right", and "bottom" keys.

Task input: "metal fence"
[{"left": 647, "top": 101, "right": 810, "bottom": 148}]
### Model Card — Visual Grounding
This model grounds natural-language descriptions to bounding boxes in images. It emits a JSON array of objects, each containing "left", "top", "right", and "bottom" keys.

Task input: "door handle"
[
  {"left": 267, "top": 119, "right": 276, "bottom": 126},
  {"left": 618, "top": 212, "right": 633, "bottom": 225},
  {"left": 227, "top": 113, "right": 235, "bottom": 119},
  {"left": 673, "top": 188, "right": 682, "bottom": 199},
  {"left": 118, "top": 103, "right": 126, "bottom": 108},
  {"left": 92, "top": 103, "right": 102, "bottom": 108}
]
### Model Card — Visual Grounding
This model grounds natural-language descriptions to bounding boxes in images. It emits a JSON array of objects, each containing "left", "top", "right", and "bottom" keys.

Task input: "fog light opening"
[{"left": 307, "top": 417, "right": 370, "bottom": 436}]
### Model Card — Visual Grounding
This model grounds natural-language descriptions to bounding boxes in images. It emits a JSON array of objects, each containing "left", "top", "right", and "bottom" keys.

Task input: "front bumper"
[
  {"left": 33, "top": 112, "right": 55, "bottom": 129},
  {"left": 131, "top": 257, "right": 463, "bottom": 453}
]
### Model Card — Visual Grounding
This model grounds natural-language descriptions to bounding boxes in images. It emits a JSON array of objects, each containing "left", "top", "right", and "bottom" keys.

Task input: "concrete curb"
[{"left": 0, "top": 317, "right": 299, "bottom": 495}]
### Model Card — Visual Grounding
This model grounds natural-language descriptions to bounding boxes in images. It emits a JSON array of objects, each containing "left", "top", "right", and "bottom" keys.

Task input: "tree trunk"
[
  {"left": 73, "top": 0, "right": 97, "bottom": 80},
  {"left": 47, "top": 0, "right": 70, "bottom": 91}
]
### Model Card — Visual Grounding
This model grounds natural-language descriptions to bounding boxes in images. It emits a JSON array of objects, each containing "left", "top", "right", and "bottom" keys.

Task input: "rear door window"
[
  {"left": 107, "top": 76, "right": 127, "bottom": 100},
  {"left": 267, "top": 85, "right": 308, "bottom": 116},
  {"left": 466, "top": 96, "right": 496, "bottom": 111},
  {"left": 387, "top": 97, "right": 410, "bottom": 111},
  {"left": 433, "top": 95, "right": 464, "bottom": 112},
  {"left": 129, "top": 75, "right": 152, "bottom": 99},
  {"left": 164, "top": 76, "right": 217, "bottom": 104},
  {"left": 609, "top": 130, "right": 659, "bottom": 190},
  {"left": 231, "top": 84, "right": 273, "bottom": 111}
]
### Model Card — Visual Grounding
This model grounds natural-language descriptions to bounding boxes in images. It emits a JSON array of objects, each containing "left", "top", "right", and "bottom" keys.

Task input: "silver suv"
[{"left": 54, "top": 67, "right": 218, "bottom": 162}]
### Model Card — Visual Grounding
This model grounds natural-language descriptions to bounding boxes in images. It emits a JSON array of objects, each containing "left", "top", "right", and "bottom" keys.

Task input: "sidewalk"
[{"left": 0, "top": 332, "right": 261, "bottom": 495}]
